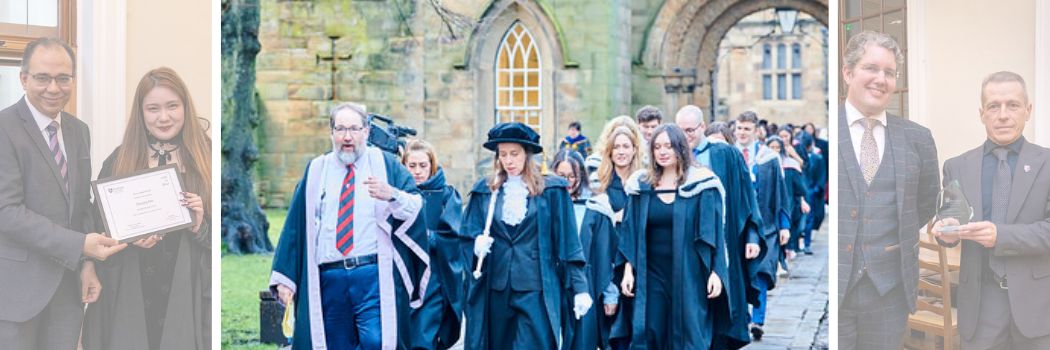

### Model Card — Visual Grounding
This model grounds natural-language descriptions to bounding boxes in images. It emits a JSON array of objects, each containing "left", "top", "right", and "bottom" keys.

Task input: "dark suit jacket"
[
  {"left": 837, "top": 106, "right": 940, "bottom": 312},
  {"left": 0, "top": 98, "right": 92, "bottom": 322},
  {"left": 940, "top": 139, "right": 1050, "bottom": 339}
]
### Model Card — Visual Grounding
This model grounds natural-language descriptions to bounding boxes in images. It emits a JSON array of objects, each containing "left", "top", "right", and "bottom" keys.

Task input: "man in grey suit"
[
  {"left": 837, "top": 31, "right": 940, "bottom": 349},
  {"left": 933, "top": 71, "right": 1050, "bottom": 349},
  {"left": 0, "top": 37, "right": 127, "bottom": 349}
]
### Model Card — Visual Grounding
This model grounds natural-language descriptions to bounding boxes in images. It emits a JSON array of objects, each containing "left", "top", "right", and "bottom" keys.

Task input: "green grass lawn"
[{"left": 221, "top": 208, "right": 286, "bottom": 349}]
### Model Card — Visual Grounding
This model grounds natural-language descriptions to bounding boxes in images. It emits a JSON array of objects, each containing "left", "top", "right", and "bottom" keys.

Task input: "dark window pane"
[
  {"left": 777, "top": 74, "right": 787, "bottom": 100},
  {"left": 792, "top": 73, "right": 802, "bottom": 99},
  {"left": 763, "top": 44, "right": 772, "bottom": 69},
  {"left": 792, "top": 43, "right": 802, "bottom": 69},
  {"left": 777, "top": 43, "right": 786, "bottom": 69},
  {"left": 763, "top": 74, "right": 772, "bottom": 100}
]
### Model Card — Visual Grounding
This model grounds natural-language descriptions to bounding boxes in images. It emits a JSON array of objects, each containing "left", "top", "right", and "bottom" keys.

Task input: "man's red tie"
[
  {"left": 336, "top": 164, "right": 355, "bottom": 256},
  {"left": 743, "top": 147, "right": 750, "bottom": 164}
]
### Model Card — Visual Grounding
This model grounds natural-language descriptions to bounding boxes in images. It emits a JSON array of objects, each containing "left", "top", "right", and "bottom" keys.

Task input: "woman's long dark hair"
[
  {"left": 551, "top": 149, "right": 589, "bottom": 199},
  {"left": 646, "top": 124, "right": 693, "bottom": 187}
]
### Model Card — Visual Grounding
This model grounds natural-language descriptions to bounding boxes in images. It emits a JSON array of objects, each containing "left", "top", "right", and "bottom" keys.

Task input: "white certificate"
[{"left": 92, "top": 164, "right": 195, "bottom": 242}]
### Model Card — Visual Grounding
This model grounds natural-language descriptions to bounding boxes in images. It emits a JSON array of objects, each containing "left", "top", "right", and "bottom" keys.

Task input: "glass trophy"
[{"left": 936, "top": 180, "right": 973, "bottom": 236}]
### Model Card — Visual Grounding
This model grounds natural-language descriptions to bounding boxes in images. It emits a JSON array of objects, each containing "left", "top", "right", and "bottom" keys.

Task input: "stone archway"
[{"left": 640, "top": 0, "right": 828, "bottom": 118}]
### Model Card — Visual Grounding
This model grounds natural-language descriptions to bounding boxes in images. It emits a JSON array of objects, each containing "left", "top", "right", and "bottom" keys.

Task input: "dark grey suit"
[
  {"left": 941, "top": 140, "right": 1050, "bottom": 348},
  {"left": 0, "top": 98, "right": 93, "bottom": 349},
  {"left": 837, "top": 107, "right": 940, "bottom": 349}
]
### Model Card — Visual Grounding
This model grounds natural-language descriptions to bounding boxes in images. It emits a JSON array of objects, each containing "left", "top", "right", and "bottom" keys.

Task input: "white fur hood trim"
[
  {"left": 754, "top": 145, "right": 780, "bottom": 165},
  {"left": 624, "top": 166, "right": 723, "bottom": 199},
  {"left": 584, "top": 193, "right": 615, "bottom": 220}
]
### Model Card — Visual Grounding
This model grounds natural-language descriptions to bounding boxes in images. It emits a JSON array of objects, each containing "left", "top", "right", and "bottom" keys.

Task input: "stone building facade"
[
  {"left": 253, "top": 0, "right": 828, "bottom": 206},
  {"left": 715, "top": 9, "right": 828, "bottom": 126}
]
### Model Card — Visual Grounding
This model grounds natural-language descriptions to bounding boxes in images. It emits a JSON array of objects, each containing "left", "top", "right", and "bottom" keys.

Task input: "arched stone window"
[{"left": 495, "top": 22, "right": 542, "bottom": 130}]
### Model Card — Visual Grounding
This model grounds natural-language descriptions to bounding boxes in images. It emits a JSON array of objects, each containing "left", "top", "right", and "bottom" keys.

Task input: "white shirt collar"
[
  {"left": 25, "top": 96, "right": 61, "bottom": 132},
  {"left": 844, "top": 100, "right": 887, "bottom": 128}
]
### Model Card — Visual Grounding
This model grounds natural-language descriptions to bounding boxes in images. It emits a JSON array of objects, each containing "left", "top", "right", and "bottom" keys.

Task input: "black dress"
[{"left": 645, "top": 189, "right": 676, "bottom": 349}]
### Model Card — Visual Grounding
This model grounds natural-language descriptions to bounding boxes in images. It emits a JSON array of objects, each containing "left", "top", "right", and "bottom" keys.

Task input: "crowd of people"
[{"left": 269, "top": 93, "right": 827, "bottom": 349}]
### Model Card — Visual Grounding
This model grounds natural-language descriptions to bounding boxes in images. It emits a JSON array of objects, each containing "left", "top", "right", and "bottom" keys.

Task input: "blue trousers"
[
  {"left": 803, "top": 195, "right": 826, "bottom": 249},
  {"left": 750, "top": 277, "right": 769, "bottom": 325},
  {"left": 320, "top": 264, "right": 382, "bottom": 350}
]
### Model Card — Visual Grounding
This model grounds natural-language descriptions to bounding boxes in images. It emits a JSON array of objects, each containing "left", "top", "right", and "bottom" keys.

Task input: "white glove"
[
  {"left": 573, "top": 293, "right": 593, "bottom": 320},
  {"left": 474, "top": 235, "right": 494, "bottom": 257}
]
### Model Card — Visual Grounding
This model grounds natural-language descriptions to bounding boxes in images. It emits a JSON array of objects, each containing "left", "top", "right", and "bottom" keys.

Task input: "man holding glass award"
[{"left": 933, "top": 71, "right": 1050, "bottom": 348}]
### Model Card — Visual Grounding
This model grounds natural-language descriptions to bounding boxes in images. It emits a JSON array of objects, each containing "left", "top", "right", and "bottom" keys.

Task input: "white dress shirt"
[
  {"left": 26, "top": 96, "right": 67, "bottom": 159},
  {"left": 316, "top": 150, "right": 419, "bottom": 264},
  {"left": 845, "top": 100, "right": 886, "bottom": 166}
]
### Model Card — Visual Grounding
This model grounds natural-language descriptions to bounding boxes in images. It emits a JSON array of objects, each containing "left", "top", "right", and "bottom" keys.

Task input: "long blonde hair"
[
  {"left": 112, "top": 67, "right": 211, "bottom": 209},
  {"left": 593, "top": 115, "right": 643, "bottom": 156},
  {"left": 597, "top": 126, "right": 642, "bottom": 194},
  {"left": 488, "top": 149, "right": 545, "bottom": 196}
]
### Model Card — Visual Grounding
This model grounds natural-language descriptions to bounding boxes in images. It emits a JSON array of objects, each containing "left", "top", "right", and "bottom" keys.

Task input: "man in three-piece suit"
[
  {"left": 837, "top": 31, "right": 941, "bottom": 349},
  {"left": 0, "top": 37, "right": 127, "bottom": 349},
  {"left": 933, "top": 71, "right": 1050, "bottom": 349}
]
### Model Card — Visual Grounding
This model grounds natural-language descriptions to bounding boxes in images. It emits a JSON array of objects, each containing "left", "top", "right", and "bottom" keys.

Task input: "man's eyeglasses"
[
  {"left": 27, "top": 73, "right": 75, "bottom": 87},
  {"left": 332, "top": 125, "right": 365, "bottom": 135},
  {"left": 682, "top": 123, "right": 703, "bottom": 135},
  {"left": 858, "top": 64, "right": 899, "bottom": 80}
]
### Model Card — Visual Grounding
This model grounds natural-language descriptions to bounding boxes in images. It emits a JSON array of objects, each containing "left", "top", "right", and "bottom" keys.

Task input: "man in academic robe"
[
  {"left": 734, "top": 111, "right": 790, "bottom": 341},
  {"left": 269, "top": 102, "right": 430, "bottom": 350},
  {"left": 676, "top": 105, "right": 762, "bottom": 349}
]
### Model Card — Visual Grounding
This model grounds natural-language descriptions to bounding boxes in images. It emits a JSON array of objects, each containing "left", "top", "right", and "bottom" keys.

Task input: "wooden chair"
[{"left": 907, "top": 223, "right": 958, "bottom": 350}]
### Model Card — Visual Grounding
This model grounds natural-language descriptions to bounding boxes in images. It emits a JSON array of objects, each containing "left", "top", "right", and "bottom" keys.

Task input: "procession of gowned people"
[{"left": 267, "top": 76, "right": 828, "bottom": 349}]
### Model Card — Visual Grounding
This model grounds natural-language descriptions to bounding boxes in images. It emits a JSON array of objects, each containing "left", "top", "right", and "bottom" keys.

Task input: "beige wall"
[
  {"left": 912, "top": 0, "right": 1036, "bottom": 164},
  {"left": 125, "top": 0, "right": 212, "bottom": 129}
]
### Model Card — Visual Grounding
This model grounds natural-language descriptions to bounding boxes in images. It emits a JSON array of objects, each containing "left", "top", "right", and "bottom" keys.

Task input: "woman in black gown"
[
  {"left": 84, "top": 67, "right": 211, "bottom": 350},
  {"left": 401, "top": 138, "right": 465, "bottom": 349},
  {"left": 615, "top": 124, "right": 727, "bottom": 349}
]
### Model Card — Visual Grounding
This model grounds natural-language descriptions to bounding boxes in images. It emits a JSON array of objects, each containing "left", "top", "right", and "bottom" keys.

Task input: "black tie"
[{"left": 989, "top": 147, "right": 1011, "bottom": 280}]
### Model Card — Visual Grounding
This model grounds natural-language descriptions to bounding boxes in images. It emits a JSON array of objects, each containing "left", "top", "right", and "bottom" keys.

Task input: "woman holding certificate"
[{"left": 83, "top": 67, "right": 211, "bottom": 350}]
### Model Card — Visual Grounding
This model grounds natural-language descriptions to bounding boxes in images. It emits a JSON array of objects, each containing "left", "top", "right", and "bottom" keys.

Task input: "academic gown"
[
  {"left": 747, "top": 147, "right": 788, "bottom": 300},
  {"left": 462, "top": 176, "right": 589, "bottom": 349},
  {"left": 269, "top": 148, "right": 431, "bottom": 350},
  {"left": 83, "top": 147, "right": 211, "bottom": 350},
  {"left": 566, "top": 194, "right": 620, "bottom": 350},
  {"left": 782, "top": 159, "right": 808, "bottom": 252},
  {"left": 607, "top": 172, "right": 629, "bottom": 213},
  {"left": 611, "top": 166, "right": 729, "bottom": 349},
  {"left": 805, "top": 151, "right": 827, "bottom": 231},
  {"left": 695, "top": 140, "right": 761, "bottom": 349},
  {"left": 412, "top": 167, "right": 466, "bottom": 350}
]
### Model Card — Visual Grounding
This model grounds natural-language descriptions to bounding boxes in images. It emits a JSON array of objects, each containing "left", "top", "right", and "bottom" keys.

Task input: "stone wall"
[
  {"left": 253, "top": 0, "right": 828, "bottom": 206},
  {"left": 254, "top": 0, "right": 635, "bottom": 206}
]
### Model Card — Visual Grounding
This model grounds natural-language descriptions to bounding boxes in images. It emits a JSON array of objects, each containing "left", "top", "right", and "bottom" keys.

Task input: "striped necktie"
[
  {"left": 45, "top": 121, "right": 68, "bottom": 194},
  {"left": 336, "top": 164, "right": 356, "bottom": 256}
]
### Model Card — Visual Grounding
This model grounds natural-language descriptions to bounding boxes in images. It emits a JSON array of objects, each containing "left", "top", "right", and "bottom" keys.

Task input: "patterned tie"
[
  {"left": 860, "top": 118, "right": 880, "bottom": 185},
  {"left": 742, "top": 146, "right": 750, "bottom": 165},
  {"left": 989, "top": 147, "right": 1012, "bottom": 279},
  {"left": 336, "top": 164, "right": 356, "bottom": 256},
  {"left": 46, "top": 122, "right": 68, "bottom": 194}
]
